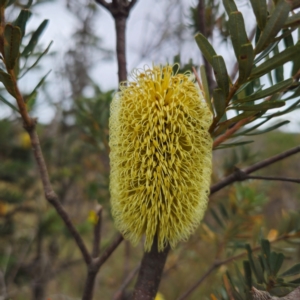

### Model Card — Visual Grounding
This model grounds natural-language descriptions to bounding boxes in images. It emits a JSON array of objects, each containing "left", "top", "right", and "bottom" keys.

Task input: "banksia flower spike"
[{"left": 109, "top": 65, "right": 213, "bottom": 252}]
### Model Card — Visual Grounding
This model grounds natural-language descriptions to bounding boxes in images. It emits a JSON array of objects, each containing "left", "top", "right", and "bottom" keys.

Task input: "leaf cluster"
[{"left": 194, "top": 0, "right": 300, "bottom": 149}]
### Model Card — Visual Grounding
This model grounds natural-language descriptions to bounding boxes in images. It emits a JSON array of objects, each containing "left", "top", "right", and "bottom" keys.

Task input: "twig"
[
  {"left": 92, "top": 205, "right": 103, "bottom": 258},
  {"left": 177, "top": 233, "right": 298, "bottom": 300},
  {"left": 113, "top": 263, "right": 141, "bottom": 300},
  {"left": 210, "top": 145, "right": 300, "bottom": 194},
  {"left": 213, "top": 117, "right": 252, "bottom": 148},
  {"left": 94, "top": 234, "right": 124, "bottom": 269}
]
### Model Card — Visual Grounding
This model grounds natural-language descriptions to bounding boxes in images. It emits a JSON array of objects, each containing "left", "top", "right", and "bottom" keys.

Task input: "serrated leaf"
[
  {"left": 249, "top": 0, "right": 267, "bottom": 30},
  {"left": 230, "top": 101, "right": 285, "bottom": 111},
  {"left": 250, "top": 42, "right": 300, "bottom": 79},
  {"left": 0, "top": 69, "right": 16, "bottom": 97},
  {"left": 22, "top": 19, "right": 49, "bottom": 56},
  {"left": 238, "top": 43, "right": 254, "bottom": 84},
  {"left": 13, "top": 9, "right": 32, "bottom": 38},
  {"left": 255, "top": 0, "right": 291, "bottom": 54},
  {"left": 0, "top": 94, "right": 18, "bottom": 111},
  {"left": 281, "top": 263, "right": 300, "bottom": 277},
  {"left": 235, "top": 79, "right": 293, "bottom": 103},
  {"left": 195, "top": 33, "right": 216, "bottom": 65},
  {"left": 245, "top": 120, "right": 289, "bottom": 136},
  {"left": 4, "top": 24, "right": 21, "bottom": 70},
  {"left": 229, "top": 11, "right": 249, "bottom": 60},
  {"left": 222, "top": 0, "right": 238, "bottom": 15},
  {"left": 200, "top": 65, "right": 213, "bottom": 114},
  {"left": 213, "top": 88, "right": 226, "bottom": 120},
  {"left": 213, "top": 55, "right": 229, "bottom": 96}
]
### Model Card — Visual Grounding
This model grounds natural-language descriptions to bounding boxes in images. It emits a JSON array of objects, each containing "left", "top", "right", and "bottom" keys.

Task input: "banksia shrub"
[{"left": 109, "top": 65, "right": 213, "bottom": 251}]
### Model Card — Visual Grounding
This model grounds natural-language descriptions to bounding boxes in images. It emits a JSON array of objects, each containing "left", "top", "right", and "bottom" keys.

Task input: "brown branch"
[
  {"left": 115, "top": 16, "right": 127, "bottom": 83},
  {"left": 5, "top": 66, "right": 92, "bottom": 267},
  {"left": 177, "top": 233, "right": 298, "bottom": 300},
  {"left": 133, "top": 237, "right": 170, "bottom": 300},
  {"left": 92, "top": 205, "right": 103, "bottom": 258},
  {"left": 94, "top": 234, "right": 124, "bottom": 269},
  {"left": 210, "top": 145, "right": 300, "bottom": 194},
  {"left": 213, "top": 117, "right": 252, "bottom": 148}
]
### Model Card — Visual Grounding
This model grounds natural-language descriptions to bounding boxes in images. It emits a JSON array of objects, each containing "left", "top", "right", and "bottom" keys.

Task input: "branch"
[
  {"left": 210, "top": 145, "right": 300, "bottom": 194},
  {"left": 177, "top": 233, "right": 297, "bottom": 300},
  {"left": 92, "top": 205, "right": 103, "bottom": 258},
  {"left": 6, "top": 65, "right": 92, "bottom": 266},
  {"left": 95, "top": 234, "right": 124, "bottom": 269},
  {"left": 133, "top": 238, "right": 170, "bottom": 300}
]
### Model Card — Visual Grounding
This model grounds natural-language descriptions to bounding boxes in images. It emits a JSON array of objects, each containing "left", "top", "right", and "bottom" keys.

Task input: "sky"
[{"left": 1, "top": 0, "right": 299, "bottom": 132}]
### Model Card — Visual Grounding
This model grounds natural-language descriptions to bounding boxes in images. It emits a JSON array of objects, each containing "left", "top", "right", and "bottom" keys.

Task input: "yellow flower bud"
[{"left": 109, "top": 65, "right": 213, "bottom": 251}]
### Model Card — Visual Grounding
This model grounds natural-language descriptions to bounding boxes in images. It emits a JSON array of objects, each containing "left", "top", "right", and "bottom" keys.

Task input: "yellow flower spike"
[{"left": 109, "top": 65, "right": 213, "bottom": 252}]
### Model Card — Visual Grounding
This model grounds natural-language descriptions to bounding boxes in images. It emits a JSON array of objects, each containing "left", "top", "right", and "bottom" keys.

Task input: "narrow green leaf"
[
  {"left": 261, "top": 239, "right": 271, "bottom": 264},
  {"left": 215, "top": 140, "right": 254, "bottom": 149},
  {"left": 245, "top": 120, "right": 290, "bottom": 135},
  {"left": 255, "top": 25, "right": 261, "bottom": 45},
  {"left": 210, "top": 208, "right": 224, "bottom": 228},
  {"left": 230, "top": 101, "right": 285, "bottom": 111},
  {"left": 243, "top": 261, "right": 252, "bottom": 290},
  {"left": 235, "top": 79, "right": 293, "bottom": 103},
  {"left": 4, "top": 24, "right": 21, "bottom": 70},
  {"left": 228, "top": 11, "right": 249, "bottom": 60},
  {"left": 250, "top": 42, "right": 300, "bottom": 79},
  {"left": 212, "top": 55, "right": 229, "bottom": 96},
  {"left": 273, "top": 45, "right": 284, "bottom": 83},
  {"left": 218, "top": 203, "right": 229, "bottom": 219},
  {"left": 283, "top": 29, "right": 294, "bottom": 48},
  {"left": 268, "top": 99, "right": 300, "bottom": 117},
  {"left": 222, "top": 0, "right": 238, "bottom": 15},
  {"left": 26, "top": 70, "right": 51, "bottom": 101},
  {"left": 200, "top": 65, "right": 213, "bottom": 114},
  {"left": 284, "top": 11, "right": 300, "bottom": 28},
  {"left": 271, "top": 252, "right": 285, "bottom": 276},
  {"left": 254, "top": 41, "right": 279, "bottom": 65},
  {"left": 238, "top": 43, "right": 254, "bottom": 84},
  {"left": 233, "top": 118, "right": 269, "bottom": 136},
  {"left": 22, "top": 19, "right": 49, "bottom": 56},
  {"left": 0, "top": 94, "right": 18, "bottom": 111},
  {"left": 292, "top": 51, "right": 300, "bottom": 76},
  {"left": 20, "top": 41, "right": 53, "bottom": 78},
  {"left": 0, "top": 69, "right": 16, "bottom": 97},
  {"left": 255, "top": 0, "right": 291, "bottom": 54},
  {"left": 249, "top": 0, "right": 267, "bottom": 30},
  {"left": 281, "top": 263, "right": 300, "bottom": 277},
  {"left": 213, "top": 88, "right": 226, "bottom": 120},
  {"left": 13, "top": 9, "right": 32, "bottom": 38},
  {"left": 195, "top": 33, "right": 216, "bottom": 65},
  {"left": 214, "top": 111, "right": 258, "bottom": 137}
]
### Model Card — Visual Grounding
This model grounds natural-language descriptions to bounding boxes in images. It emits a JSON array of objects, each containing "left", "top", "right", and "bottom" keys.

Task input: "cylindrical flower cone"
[{"left": 109, "top": 65, "right": 213, "bottom": 252}]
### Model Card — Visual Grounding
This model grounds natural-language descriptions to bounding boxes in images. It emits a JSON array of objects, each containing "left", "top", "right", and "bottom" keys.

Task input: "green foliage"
[
  {"left": 216, "top": 239, "right": 300, "bottom": 299},
  {"left": 194, "top": 0, "right": 300, "bottom": 147}
]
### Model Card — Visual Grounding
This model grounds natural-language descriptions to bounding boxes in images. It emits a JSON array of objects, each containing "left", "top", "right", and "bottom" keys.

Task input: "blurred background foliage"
[{"left": 0, "top": 0, "right": 300, "bottom": 299}]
